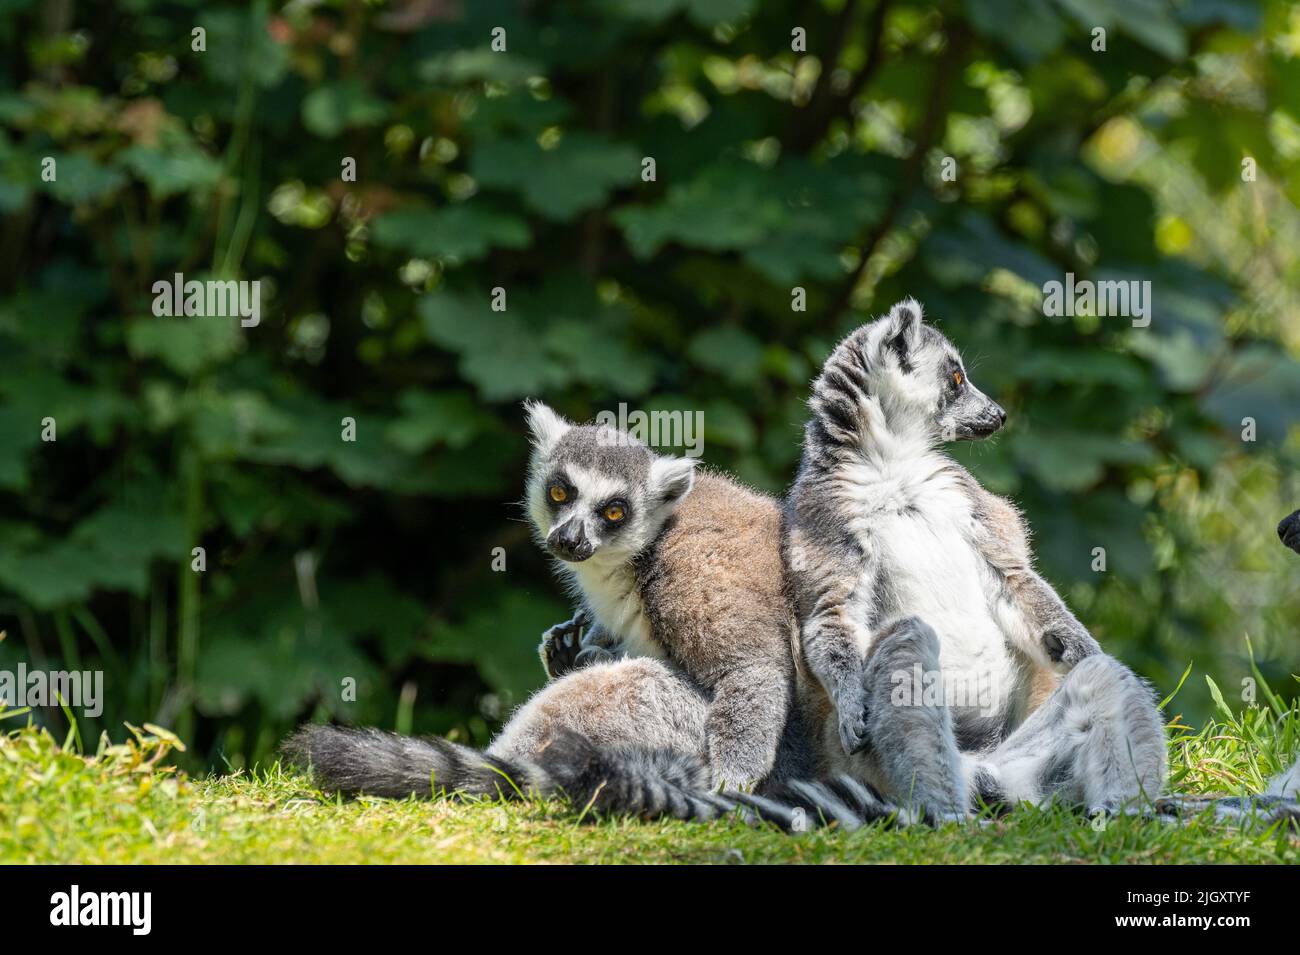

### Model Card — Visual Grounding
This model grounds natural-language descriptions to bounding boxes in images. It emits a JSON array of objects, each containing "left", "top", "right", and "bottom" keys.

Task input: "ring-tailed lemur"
[
  {"left": 286, "top": 402, "right": 813, "bottom": 799},
  {"left": 783, "top": 298, "right": 1165, "bottom": 815},
  {"left": 518, "top": 400, "right": 812, "bottom": 789},
  {"left": 738, "top": 303, "right": 1293, "bottom": 828}
]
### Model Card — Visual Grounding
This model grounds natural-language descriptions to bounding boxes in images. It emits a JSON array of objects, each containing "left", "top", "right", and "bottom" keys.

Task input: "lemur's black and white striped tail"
[
  {"left": 1153, "top": 759, "right": 1300, "bottom": 829},
  {"left": 282, "top": 725, "right": 737, "bottom": 820},
  {"left": 531, "top": 730, "right": 736, "bottom": 820},
  {"left": 283, "top": 725, "right": 555, "bottom": 799},
  {"left": 283, "top": 724, "right": 910, "bottom": 828},
  {"left": 536, "top": 732, "right": 913, "bottom": 830},
  {"left": 727, "top": 775, "right": 914, "bottom": 831}
]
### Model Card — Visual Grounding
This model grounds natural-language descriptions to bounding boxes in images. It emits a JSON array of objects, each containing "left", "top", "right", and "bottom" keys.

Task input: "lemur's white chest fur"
[
  {"left": 837, "top": 450, "right": 1020, "bottom": 719},
  {"left": 565, "top": 560, "right": 664, "bottom": 660}
]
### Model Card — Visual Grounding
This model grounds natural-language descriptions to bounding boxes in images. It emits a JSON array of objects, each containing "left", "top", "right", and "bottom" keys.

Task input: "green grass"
[{"left": 3, "top": 690, "right": 1298, "bottom": 865}]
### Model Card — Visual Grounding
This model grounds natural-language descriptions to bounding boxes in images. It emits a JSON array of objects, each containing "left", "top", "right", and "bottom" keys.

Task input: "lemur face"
[
  {"left": 868, "top": 299, "right": 1007, "bottom": 443},
  {"left": 523, "top": 401, "right": 695, "bottom": 564}
]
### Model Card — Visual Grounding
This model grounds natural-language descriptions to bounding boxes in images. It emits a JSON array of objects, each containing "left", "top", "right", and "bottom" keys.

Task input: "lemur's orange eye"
[
  {"left": 603, "top": 503, "right": 626, "bottom": 522},
  {"left": 953, "top": 370, "right": 963, "bottom": 387},
  {"left": 549, "top": 485, "right": 567, "bottom": 503}
]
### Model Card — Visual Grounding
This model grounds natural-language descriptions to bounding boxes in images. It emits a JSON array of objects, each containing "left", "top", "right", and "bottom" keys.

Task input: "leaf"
[
  {"left": 1157, "top": 662, "right": 1194, "bottom": 710},
  {"left": 197, "top": 10, "right": 289, "bottom": 88},
  {"left": 125, "top": 316, "right": 242, "bottom": 375},
  {"left": 543, "top": 321, "right": 656, "bottom": 396},
  {"left": 1205, "top": 674, "right": 1234, "bottom": 721},
  {"left": 1016, "top": 349, "right": 1148, "bottom": 390},
  {"left": 323, "top": 575, "right": 430, "bottom": 664},
  {"left": 302, "top": 80, "right": 391, "bottom": 138},
  {"left": 471, "top": 132, "right": 639, "bottom": 221},
  {"left": 965, "top": 0, "right": 1066, "bottom": 62},
  {"left": 417, "top": 49, "right": 545, "bottom": 85},
  {"left": 700, "top": 399, "right": 757, "bottom": 450},
  {"left": 463, "top": 93, "right": 573, "bottom": 135},
  {"left": 687, "top": 326, "right": 765, "bottom": 386},
  {"left": 925, "top": 211, "right": 1059, "bottom": 288},
  {"left": 71, "top": 500, "right": 188, "bottom": 567},
  {"left": 1054, "top": 0, "right": 1187, "bottom": 60},
  {"left": 385, "top": 391, "right": 497, "bottom": 453},
  {"left": 0, "top": 407, "right": 39, "bottom": 490},
  {"left": 0, "top": 539, "right": 101, "bottom": 608},
  {"left": 426, "top": 589, "right": 569, "bottom": 700},
  {"left": 614, "top": 162, "right": 786, "bottom": 258},
  {"left": 41, "top": 152, "right": 125, "bottom": 204},
  {"left": 118, "top": 142, "right": 223, "bottom": 199},
  {"left": 595, "top": 0, "right": 756, "bottom": 27},
  {"left": 418, "top": 292, "right": 568, "bottom": 400},
  {"left": 370, "top": 205, "right": 530, "bottom": 261},
  {"left": 0, "top": 499, "right": 185, "bottom": 606},
  {"left": 190, "top": 390, "right": 281, "bottom": 459},
  {"left": 1201, "top": 345, "right": 1300, "bottom": 443},
  {"left": 1243, "top": 635, "right": 1287, "bottom": 719},
  {"left": 243, "top": 399, "right": 414, "bottom": 489}
]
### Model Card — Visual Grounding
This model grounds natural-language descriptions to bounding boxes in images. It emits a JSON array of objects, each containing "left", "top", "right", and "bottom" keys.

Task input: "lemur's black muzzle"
[
  {"left": 958, "top": 401, "right": 1007, "bottom": 439},
  {"left": 1280, "top": 509, "right": 1300, "bottom": 555},
  {"left": 548, "top": 520, "right": 594, "bottom": 562}
]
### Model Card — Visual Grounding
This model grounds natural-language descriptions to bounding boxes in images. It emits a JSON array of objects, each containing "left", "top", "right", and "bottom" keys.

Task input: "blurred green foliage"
[{"left": 1, "top": 0, "right": 1298, "bottom": 769}]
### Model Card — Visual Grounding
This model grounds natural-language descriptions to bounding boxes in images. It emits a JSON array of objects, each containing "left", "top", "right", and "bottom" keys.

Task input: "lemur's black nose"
[
  {"left": 548, "top": 522, "right": 594, "bottom": 562},
  {"left": 1279, "top": 509, "right": 1300, "bottom": 555}
]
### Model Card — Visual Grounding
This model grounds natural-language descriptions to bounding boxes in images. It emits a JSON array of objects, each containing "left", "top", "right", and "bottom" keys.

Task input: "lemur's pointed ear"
[
  {"left": 884, "top": 298, "right": 924, "bottom": 369},
  {"left": 523, "top": 400, "right": 570, "bottom": 454},
  {"left": 650, "top": 455, "right": 696, "bottom": 505}
]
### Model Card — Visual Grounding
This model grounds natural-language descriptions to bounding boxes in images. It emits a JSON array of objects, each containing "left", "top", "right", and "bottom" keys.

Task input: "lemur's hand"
[
  {"left": 836, "top": 682, "right": 872, "bottom": 756},
  {"left": 1041, "top": 611, "right": 1101, "bottom": 670},
  {"left": 539, "top": 610, "right": 590, "bottom": 680},
  {"left": 1279, "top": 509, "right": 1300, "bottom": 555}
]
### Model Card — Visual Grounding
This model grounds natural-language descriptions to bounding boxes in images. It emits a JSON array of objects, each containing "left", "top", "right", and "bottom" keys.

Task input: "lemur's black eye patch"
[
  {"left": 598, "top": 497, "right": 630, "bottom": 525},
  {"left": 946, "top": 363, "right": 964, "bottom": 392},
  {"left": 546, "top": 478, "right": 574, "bottom": 506}
]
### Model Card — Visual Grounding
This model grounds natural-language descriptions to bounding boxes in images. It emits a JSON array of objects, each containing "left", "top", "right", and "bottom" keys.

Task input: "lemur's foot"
[
  {"left": 539, "top": 611, "right": 589, "bottom": 680},
  {"left": 837, "top": 684, "right": 872, "bottom": 756},
  {"left": 574, "top": 644, "right": 618, "bottom": 668},
  {"left": 1042, "top": 619, "right": 1101, "bottom": 669}
]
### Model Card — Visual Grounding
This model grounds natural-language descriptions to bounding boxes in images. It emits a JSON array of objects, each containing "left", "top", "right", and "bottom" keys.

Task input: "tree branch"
[{"left": 826, "top": 22, "right": 970, "bottom": 320}]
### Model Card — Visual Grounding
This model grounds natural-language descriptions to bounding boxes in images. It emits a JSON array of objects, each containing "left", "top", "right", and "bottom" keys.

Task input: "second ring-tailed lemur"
[
  {"left": 783, "top": 298, "right": 1163, "bottom": 814},
  {"left": 284, "top": 304, "right": 1297, "bottom": 829}
]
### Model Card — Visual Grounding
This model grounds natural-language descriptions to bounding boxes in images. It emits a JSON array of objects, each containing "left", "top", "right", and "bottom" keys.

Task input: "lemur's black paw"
[
  {"left": 837, "top": 689, "right": 872, "bottom": 756},
  {"left": 1279, "top": 510, "right": 1300, "bottom": 555},
  {"left": 539, "top": 611, "right": 588, "bottom": 680},
  {"left": 1043, "top": 623, "right": 1100, "bottom": 668}
]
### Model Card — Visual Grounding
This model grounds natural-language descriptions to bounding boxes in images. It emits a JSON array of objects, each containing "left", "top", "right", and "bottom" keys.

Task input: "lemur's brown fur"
[{"left": 635, "top": 471, "right": 806, "bottom": 786}]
